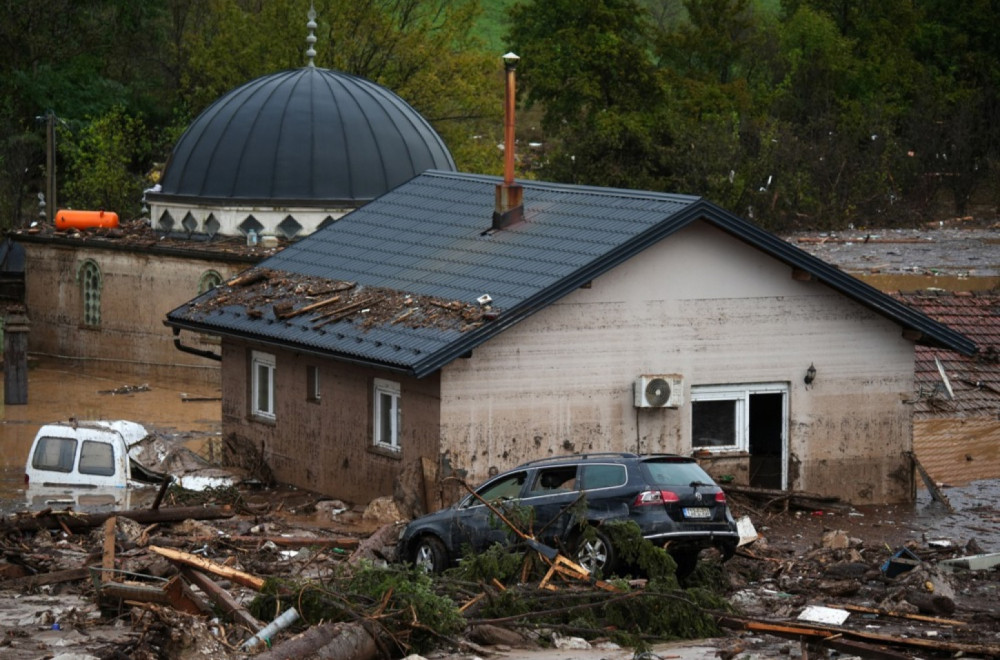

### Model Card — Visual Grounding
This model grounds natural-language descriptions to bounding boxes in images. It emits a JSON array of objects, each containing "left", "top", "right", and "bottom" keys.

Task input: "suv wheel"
[
  {"left": 574, "top": 527, "right": 616, "bottom": 576},
  {"left": 412, "top": 536, "right": 447, "bottom": 573}
]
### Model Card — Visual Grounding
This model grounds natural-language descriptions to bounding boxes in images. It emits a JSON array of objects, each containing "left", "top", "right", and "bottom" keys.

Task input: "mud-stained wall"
[
  {"left": 19, "top": 241, "right": 246, "bottom": 384},
  {"left": 439, "top": 221, "right": 916, "bottom": 504},
  {"left": 220, "top": 341, "right": 441, "bottom": 504}
]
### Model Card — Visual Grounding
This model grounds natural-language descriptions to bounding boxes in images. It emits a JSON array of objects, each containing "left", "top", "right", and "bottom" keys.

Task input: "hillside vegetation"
[{"left": 1, "top": 0, "right": 997, "bottom": 231}]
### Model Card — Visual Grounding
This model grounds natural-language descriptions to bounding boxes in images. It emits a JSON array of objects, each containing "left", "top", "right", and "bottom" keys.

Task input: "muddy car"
[{"left": 398, "top": 453, "right": 739, "bottom": 577}]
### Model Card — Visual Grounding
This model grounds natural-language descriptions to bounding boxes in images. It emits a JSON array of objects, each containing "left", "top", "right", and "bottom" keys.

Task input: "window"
[
  {"left": 198, "top": 270, "right": 224, "bottom": 294},
  {"left": 373, "top": 378, "right": 400, "bottom": 451},
  {"left": 78, "top": 260, "right": 102, "bottom": 326},
  {"left": 580, "top": 464, "right": 627, "bottom": 490},
  {"left": 691, "top": 383, "right": 787, "bottom": 453},
  {"left": 31, "top": 437, "right": 77, "bottom": 473},
  {"left": 79, "top": 441, "right": 115, "bottom": 476},
  {"left": 251, "top": 351, "right": 276, "bottom": 420},
  {"left": 473, "top": 471, "right": 527, "bottom": 504},
  {"left": 530, "top": 466, "right": 577, "bottom": 494},
  {"left": 306, "top": 365, "right": 321, "bottom": 402}
]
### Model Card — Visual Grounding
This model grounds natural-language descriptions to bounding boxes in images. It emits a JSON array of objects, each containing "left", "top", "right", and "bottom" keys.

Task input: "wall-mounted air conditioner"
[{"left": 634, "top": 374, "right": 684, "bottom": 408}]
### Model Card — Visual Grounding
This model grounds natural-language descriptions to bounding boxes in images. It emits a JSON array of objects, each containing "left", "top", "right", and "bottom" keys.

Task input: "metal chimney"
[{"left": 493, "top": 52, "right": 524, "bottom": 230}]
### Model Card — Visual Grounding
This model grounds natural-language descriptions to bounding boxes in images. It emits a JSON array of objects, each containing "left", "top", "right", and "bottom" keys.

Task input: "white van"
[{"left": 24, "top": 420, "right": 163, "bottom": 509}]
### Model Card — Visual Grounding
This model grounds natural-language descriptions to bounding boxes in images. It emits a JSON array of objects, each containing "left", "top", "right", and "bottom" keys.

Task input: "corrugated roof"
[
  {"left": 166, "top": 171, "right": 976, "bottom": 377},
  {"left": 893, "top": 290, "right": 1000, "bottom": 418}
]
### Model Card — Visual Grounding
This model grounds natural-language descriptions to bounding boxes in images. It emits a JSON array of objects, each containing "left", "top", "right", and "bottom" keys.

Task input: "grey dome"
[{"left": 157, "top": 67, "right": 456, "bottom": 205}]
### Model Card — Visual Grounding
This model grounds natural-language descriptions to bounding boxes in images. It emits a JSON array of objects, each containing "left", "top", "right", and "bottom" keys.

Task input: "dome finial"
[{"left": 305, "top": 2, "right": 317, "bottom": 67}]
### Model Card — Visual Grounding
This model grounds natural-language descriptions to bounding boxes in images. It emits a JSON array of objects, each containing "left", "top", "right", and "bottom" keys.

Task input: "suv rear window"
[{"left": 641, "top": 459, "right": 715, "bottom": 487}]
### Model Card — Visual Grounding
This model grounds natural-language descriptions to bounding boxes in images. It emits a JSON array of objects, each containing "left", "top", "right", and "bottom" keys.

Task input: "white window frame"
[
  {"left": 690, "top": 383, "right": 788, "bottom": 452},
  {"left": 251, "top": 351, "right": 276, "bottom": 420},
  {"left": 306, "top": 365, "right": 321, "bottom": 402},
  {"left": 373, "top": 378, "right": 401, "bottom": 451}
]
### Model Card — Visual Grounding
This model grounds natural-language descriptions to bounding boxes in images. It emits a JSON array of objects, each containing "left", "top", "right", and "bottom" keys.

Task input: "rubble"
[{"left": 0, "top": 481, "right": 998, "bottom": 659}]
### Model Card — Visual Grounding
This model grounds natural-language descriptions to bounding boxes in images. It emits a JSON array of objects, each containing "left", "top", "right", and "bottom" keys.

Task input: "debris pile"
[
  {"left": 1, "top": 483, "right": 998, "bottom": 659},
  {"left": 184, "top": 267, "right": 499, "bottom": 333}
]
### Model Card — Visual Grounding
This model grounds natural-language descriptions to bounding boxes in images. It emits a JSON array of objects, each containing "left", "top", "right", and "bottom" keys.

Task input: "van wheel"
[
  {"left": 573, "top": 527, "right": 617, "bottom": 576},
  {"left": 671, "top": 548, "right": 700, "bottom": 579},
  {"left": 412, "top": 536, "right": 448, "bottom": 573}
]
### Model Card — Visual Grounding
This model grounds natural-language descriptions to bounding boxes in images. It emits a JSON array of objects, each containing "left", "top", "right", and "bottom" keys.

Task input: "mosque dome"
[
  {"left": 157, "top": 66, "right": 455, "bottom": 205},
  {"left": 146, "top": 65, "right": 455, "bottom": 238}
]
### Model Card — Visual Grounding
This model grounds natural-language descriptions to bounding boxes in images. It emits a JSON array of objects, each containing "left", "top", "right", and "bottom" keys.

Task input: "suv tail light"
[
  {"left": 633, "top": 489, "right": 680, "bottom": 506},
  {"left": 715, "top": 491, "right": 726, "bottom": 503}
]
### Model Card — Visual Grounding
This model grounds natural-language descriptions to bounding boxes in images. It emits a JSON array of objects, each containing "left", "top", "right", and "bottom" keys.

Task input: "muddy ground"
[{"left": 1, "top": 472, "right": 998, "bottom": 660}]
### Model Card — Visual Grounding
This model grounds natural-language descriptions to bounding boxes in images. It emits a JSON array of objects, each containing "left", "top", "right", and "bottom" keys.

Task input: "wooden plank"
[
  {"left": 9, "top": 505, "right": 234, "bottom": 532},
  {"left": 0, "top": 567, "right": 91, "bottom": 590},
  {"left": 101, "top": 517, "right": 116, "bottom": 584},
  {"left": 149, "top": 545, "right": 264, "bottom": 591},
  {"left": 421, "top": 456, "right": 438, "bottom": 513}
]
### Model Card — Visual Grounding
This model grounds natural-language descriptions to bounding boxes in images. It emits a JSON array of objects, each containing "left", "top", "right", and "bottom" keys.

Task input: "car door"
[
  {"left": 450, "top": 470, "right": 529, "bottom": 554},
  {"left": 523, "top": 465, "right": 580, "bottom": 545}
]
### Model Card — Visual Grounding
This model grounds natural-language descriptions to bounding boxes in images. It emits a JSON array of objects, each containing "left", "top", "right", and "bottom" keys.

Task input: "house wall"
[
  {"left": 220, "top": 340, "right": 441, "bottom": 504},
  {"left": 439, "top": 221, "right": 915, "bottom": 504},
  {"left": 19, "top": 240, "right": 244, "bottom": 384}
]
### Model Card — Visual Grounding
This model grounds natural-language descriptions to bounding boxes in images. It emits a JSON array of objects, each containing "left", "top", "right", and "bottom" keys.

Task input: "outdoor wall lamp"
[{"left": 804, "top": 363, "right": 817, "bottom": 386}]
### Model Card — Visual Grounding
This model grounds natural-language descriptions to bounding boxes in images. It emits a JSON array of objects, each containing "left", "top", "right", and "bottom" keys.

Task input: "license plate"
[{"left": 683, "top": 507, "right": 711, "bottom": 519}]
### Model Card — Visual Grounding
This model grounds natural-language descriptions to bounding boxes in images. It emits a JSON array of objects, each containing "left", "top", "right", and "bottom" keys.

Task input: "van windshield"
[{"left": 641, "top": 459, "right": 715, "bottom": 487}]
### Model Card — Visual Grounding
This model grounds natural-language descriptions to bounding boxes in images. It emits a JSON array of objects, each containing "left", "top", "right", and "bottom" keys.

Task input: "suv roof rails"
[{"left": 517, "top": 452, "right": 639, "bottom": 467}]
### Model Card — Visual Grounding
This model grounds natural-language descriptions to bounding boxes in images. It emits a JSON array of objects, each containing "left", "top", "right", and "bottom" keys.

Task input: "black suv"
[{"left": 397, "top": 453, "right": 739, "bottom": 577}]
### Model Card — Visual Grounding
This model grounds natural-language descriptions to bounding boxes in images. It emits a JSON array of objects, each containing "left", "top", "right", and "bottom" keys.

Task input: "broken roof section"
[
  {"left": 165, "top": 170, "right": 977, "bottom": 377},
  {"left": 894, "top": 290, "right": 1000, "bottom": 418}
]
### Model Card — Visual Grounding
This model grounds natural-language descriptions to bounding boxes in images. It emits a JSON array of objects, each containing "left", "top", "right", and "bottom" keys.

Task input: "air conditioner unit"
[{"left": 634, "top": 375, "right": 684, "bottom": 408}]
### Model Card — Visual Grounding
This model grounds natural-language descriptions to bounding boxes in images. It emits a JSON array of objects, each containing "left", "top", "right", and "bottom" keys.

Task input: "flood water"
[{"left": 0, "top": 358, "right": 221, "bottom": 512}]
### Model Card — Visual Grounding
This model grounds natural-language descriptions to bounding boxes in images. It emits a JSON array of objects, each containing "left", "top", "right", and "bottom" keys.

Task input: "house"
[
  {"left": 892, "top": 290, "right": 1000, "bottom": 486},
  {"left": 165, "top": 170, "right": 975, "bottom": 508}
]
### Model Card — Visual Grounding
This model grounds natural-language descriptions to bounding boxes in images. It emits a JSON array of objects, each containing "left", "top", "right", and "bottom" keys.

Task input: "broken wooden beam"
[
  {"left": 225, "top": 535, "right": 359, "bottom": 550},
  {"left": 0, "top": 567, "right": 90, "bottom": 591},
  {"left": 149, "top": 545, "right": 264, "bottom": 591},
  {"left": 8, "top": 505, "right": 234, "bottom": 532},
  {"left": 181, "top": 567, "right": 262, "bottom": 632}
]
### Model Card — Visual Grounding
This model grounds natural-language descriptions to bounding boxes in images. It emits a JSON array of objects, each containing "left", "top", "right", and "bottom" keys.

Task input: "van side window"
[
  {"left": 79, "top": 441, "right": 115, "bottom": 476},
  {"left": 31, "top": 437, "right": 77, "bottom": 473}
]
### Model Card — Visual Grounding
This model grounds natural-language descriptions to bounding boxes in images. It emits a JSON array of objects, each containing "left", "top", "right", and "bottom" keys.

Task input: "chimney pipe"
[{"left": 493, "top": 52, "right": 523, "bottom": 230}]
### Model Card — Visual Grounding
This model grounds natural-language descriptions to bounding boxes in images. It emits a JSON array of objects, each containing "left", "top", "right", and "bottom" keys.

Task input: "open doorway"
[
  {"left": 748, "top": 392, "right": 785, "bottom": 489},
  {"left": 691, "top": 383, "right": 788, "bottom": 490}
]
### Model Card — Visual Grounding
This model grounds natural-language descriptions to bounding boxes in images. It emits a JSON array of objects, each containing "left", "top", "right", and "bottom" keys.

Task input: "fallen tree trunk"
[
  {"left": 254, "top": 621, "right": 379, "bottom": 660},
  {"left": 6, "top": 505, "right": 233, "bottom": 532}
]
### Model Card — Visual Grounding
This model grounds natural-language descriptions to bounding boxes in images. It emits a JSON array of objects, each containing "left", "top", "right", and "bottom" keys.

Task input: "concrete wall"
[
  {"left": 20, "top": 240, "right": 246, "bottom": 384},
  {"left": 439, "top": 221, "right": 916, "bottom": 504},
  {"left": 220, "top": 340, "right": 441, "bottom": 504}
]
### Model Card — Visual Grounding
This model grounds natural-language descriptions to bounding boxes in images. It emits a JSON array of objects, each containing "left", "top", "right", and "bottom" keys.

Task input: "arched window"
[
  {"left": 198, "top": 270, "right": 224, "bottom": 294},
  {"left": 77, "top": 260, "right": 102, "bottom": 326}
]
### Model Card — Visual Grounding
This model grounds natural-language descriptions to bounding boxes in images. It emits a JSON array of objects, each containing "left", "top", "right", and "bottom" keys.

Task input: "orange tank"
[{"left": 55, "top": 209, "right": 119, "bottom": 230}]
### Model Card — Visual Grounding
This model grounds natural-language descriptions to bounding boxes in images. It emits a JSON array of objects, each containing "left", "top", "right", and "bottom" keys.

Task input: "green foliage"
[
  {"left": 59, "top": 105, "right": 150, "bottom": 217},
  {"left": 251, "top": 563, "right": 464, "bottom": 653},
  {"left": 452, "top": 542, "right": 526, "bottom": 582}
]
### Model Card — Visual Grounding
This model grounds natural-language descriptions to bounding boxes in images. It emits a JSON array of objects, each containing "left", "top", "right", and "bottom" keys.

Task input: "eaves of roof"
[{"left": 165, "top": 171, "right": 976, "bottom": 378}]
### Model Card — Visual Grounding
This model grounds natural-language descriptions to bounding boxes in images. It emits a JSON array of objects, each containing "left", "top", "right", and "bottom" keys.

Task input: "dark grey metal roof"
[
  {"left": 165, "top": 171, "right": 976, "bottom": 377},
  {"left": 152, "top": 67, "right": 455, "bottom": 206}
]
